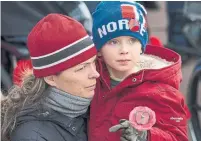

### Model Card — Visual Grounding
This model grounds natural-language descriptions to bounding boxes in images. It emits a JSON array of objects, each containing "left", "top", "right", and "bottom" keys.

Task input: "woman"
[{"left": 1, "top": 13, "right": 99, "bottom": 141}]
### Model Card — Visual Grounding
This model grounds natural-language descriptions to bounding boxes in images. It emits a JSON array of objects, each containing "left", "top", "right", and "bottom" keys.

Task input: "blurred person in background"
[{"left": 1, "top": 1, "right": 92, "bottom": 35}]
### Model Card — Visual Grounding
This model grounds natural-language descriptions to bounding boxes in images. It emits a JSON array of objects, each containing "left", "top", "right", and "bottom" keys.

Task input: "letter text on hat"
[
  {"left": 98, "top": 25, "right": 107, "bottom": 38},
  {"left": 118, "top": 19, "right": 129, "bottom": 30},
  {"left": 107, "top": 22, "right": 117, "bottom": 32}
]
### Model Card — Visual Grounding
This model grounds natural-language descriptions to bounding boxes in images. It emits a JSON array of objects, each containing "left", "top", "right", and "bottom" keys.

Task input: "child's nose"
[{"left": 119, "top": 44, "right": 129, "bottom": 55}]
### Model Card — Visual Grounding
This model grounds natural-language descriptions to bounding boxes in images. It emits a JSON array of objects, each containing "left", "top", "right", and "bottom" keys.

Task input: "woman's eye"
[
  {"left": 92, "top": 60, "right": 96, "bottom": 65},
  {"left": 75, "top": 66, "right": 86, "bottom": 72}
]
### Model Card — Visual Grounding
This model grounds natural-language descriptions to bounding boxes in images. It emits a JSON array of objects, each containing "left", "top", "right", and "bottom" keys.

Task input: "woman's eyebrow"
[
  {"left": 80, "top": 57, "right": 97, "bottom": 65},
  {"left": 80, "top": 61, "right": 92, "bottom": 65}
]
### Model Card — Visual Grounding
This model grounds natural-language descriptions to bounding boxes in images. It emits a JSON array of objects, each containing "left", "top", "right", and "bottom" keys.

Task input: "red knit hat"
[{"left": 27, "top": 14, "right": 97, "bottom": 78}]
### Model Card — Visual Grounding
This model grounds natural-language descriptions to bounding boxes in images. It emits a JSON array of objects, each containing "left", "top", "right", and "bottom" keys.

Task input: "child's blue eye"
[
  {"left": 107, "top": 40, "right": 119, "bottom": 45},
  {"left": 129, "top": 38, "right": 138, "bottom": 44}
]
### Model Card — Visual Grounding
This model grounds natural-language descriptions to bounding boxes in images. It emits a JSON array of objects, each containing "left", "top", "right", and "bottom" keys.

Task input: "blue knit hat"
[{"left": 92, "top": 1, "right": 148, "bottom": 51}]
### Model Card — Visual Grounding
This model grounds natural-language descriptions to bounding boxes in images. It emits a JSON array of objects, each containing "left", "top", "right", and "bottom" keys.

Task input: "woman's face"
[{"left": 46, "top": 56, "right": 99, "bottom": 98}]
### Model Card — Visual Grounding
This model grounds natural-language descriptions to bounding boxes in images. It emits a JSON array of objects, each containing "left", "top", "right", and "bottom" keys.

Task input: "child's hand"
[
  {"left": 109, "top": 106, "right": 156, "bottom": 141},
  {"left": 109, "top": 119, "right": 147, "bottom": 141}
]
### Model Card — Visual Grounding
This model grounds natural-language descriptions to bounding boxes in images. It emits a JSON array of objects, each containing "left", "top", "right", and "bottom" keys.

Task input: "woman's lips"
[{"left": 86, "top": 84, "right": 96, "bottom": 91}]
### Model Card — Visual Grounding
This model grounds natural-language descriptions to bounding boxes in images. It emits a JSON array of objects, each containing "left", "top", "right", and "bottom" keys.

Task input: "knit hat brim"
[{"left": 33, "top": 46, "right": 97, "bottom": 77}]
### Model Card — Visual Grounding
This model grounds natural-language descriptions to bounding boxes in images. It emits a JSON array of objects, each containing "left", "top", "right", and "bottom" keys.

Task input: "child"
[{"left": 89, "top": 1, "right": 190, "bottom": 141}]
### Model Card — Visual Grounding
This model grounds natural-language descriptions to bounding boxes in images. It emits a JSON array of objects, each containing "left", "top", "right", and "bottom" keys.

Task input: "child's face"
[{"left": 100, "top": 36, "right": 142, "bottom": 73}]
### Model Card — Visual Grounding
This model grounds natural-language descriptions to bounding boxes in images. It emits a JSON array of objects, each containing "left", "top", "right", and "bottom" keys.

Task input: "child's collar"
[{"left": 108, "top": 65, "right": 140, "bottom": 82}]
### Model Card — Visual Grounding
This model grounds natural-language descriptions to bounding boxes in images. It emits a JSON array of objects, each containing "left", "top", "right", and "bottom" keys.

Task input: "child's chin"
[{"left": 116, "top": 66, "right": 133, "bottom": 72}]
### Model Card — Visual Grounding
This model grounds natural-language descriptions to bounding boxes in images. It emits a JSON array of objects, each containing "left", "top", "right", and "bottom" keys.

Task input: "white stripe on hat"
[
  {"left": 137, "top": 2, "right": 147, "bottom": 15},
  {"left": 33, "top": 43, "right": 94, "bottom": 70},
  {"left": 120, "top": 1, "right": 136, "bottom": 4},
  {"left": 31, "top": 35, "right": 89, "bottom": 59},
  {"left": 133, "top": 5, "right": 139, "bottom": 21},
  {"left": 141, "top": 13, "right": 146, "bottom": 27}
]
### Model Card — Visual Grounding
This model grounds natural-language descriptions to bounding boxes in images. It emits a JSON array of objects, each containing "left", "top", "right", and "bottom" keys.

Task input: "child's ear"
[
  {"left": 140, "top": 48, "right": 143, "bottom": 54},
  {"left": 97, "top": 52, "right": 102, "bottom": 57}
]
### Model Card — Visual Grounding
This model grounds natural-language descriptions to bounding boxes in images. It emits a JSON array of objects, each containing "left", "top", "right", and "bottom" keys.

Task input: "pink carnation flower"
[{"left": 129, "top": 106, "right": 156, "bottom": 131}]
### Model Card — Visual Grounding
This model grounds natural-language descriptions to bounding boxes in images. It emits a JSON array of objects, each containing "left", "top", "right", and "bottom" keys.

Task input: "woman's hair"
[{"left": 1, "top": 72, "right": 48, "bottom": 141}]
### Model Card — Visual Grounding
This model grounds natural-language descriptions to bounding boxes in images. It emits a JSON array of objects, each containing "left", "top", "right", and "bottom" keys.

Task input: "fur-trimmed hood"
[
  {"left": 97, "top": 45, "right": 182, "bottom": 89},
  {"left": 137, "top": 54, "right": 174, "bottom": 71}
]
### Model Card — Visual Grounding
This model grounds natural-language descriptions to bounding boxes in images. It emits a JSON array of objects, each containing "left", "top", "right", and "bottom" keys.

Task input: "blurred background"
[{"left": 1, "top": 1, "right": 201, "bottom": 141}]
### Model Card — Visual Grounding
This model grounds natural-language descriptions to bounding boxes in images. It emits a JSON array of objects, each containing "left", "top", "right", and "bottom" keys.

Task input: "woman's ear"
[{"left": 44, "top": 75, "right": 57, "bottom": 87}]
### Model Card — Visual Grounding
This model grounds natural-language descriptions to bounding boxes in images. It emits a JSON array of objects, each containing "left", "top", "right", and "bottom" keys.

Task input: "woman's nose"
[{"left": 89, "top": 65, "right": 100, "bottom": 79}]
